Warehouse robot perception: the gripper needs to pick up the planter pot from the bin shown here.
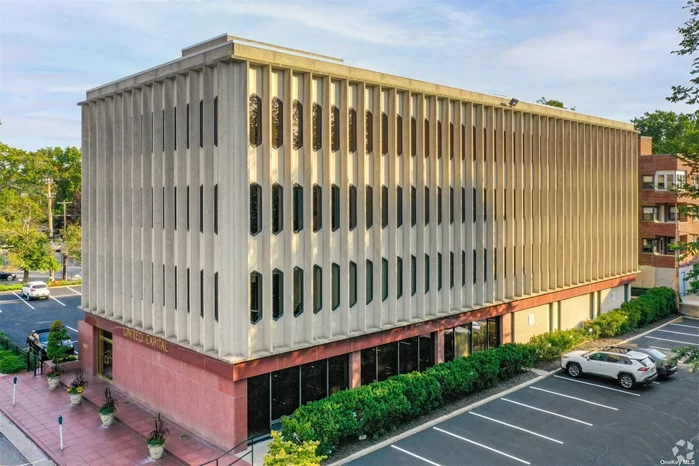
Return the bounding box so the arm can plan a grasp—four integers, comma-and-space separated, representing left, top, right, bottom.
69, 393, 82, 406
48, 377, 60, 391
148, 443, 165, 460
100, 412, 115, 426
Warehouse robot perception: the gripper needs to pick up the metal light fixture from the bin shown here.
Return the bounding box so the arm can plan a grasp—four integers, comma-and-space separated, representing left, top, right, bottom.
509, 98, 519, 108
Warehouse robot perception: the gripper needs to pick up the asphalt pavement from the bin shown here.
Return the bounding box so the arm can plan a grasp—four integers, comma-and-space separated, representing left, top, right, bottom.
350, 317, 699, 466
0, 286, 83, 350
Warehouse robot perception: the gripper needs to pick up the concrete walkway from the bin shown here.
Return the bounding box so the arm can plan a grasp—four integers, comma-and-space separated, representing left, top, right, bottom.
0, 371, 244, 465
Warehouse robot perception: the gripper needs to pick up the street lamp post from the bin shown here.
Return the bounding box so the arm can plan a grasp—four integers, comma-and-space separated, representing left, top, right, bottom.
43, 178, 55, 282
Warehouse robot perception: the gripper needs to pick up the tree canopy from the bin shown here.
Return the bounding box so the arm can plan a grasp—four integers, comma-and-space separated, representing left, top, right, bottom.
669, 0, 699, 105
535, 97, 576, 111
631, 110, 699, 154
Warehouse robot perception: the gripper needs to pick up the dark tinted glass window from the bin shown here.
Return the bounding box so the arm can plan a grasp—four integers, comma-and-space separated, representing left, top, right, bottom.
411, 186, 416, 227
382, 258, 388, 301
301, 361, 326, 405
272, 183, 283, 234
378, 342, 398, 381
272, 269, 283, 320
411, 116, 417, 157
449, 122, 454, 159
450, 187, 454, 224
349, 261, 357, 307
397, 186, 403, 227
332, 263, 340, 310
313, 184, 322, 232
331, 185, 340, 231
438, 253, 443, 290
361, 348, 377, 385
329, 355, 349, 395
272, 97, 283, 149
349, 108, 357, 153
462, 250, 466, 286
366, 259, 373, 304
438, 121, 443, 158
312, 103, 322, 151
462, 187, 466, 223
450, 252, 454, 288
366, 186, 373, 229
250, 183, 262, 235
271, 366, 299, 420
381, 112, 388, 155
397, 115, 403, 155
425, 187, 430, 225
293, 267, 303, 317
399, 336, 419, 374
397, 256, 403, 299
250, 271, 262, 324
214, 97, 218, 147
349, 185, 357, 230
313, 265, 322, 313
424, 118, 430, 158
293, 184, 303, 232
293, 100, 303, 149
444, 328, 455, 362
249, 94, 262, 147
365, 110, 373, 154
411, 255, 417, 296
425, 254, 430, 293
331, 105, 340, 151
438, 187, 443, 225
381, 185, 388, 229
419, 334, 434, 371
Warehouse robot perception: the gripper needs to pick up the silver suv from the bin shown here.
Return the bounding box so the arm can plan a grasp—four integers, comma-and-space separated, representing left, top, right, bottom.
561, 349, 658, 389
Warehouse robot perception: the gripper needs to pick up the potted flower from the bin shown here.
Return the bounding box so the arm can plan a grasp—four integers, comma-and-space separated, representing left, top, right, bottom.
146, 413, 169, 460
99, 387, 117, 426
66, 369, 88, 406
46, 363, 63, 391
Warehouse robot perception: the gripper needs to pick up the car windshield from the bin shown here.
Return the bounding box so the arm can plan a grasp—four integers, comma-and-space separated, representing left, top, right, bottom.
32, 284, 47, 289
645, 349, 667, 360
38, 333, 49, 343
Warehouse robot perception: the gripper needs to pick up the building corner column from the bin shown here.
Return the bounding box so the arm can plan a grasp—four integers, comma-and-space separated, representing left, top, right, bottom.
500, 314, 513, 344
78, 319, 97, 376
349, 351, 361, 388
434, 330, 445, 364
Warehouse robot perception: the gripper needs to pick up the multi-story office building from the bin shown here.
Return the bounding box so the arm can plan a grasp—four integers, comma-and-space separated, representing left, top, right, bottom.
79, 35, 638, 448
635, 136, 699, 295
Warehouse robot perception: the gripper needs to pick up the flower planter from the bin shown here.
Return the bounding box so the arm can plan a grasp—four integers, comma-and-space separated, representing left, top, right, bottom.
69, 393, 82, 406
100, 412, 115, 426
148, 443, 165, 460
48, 377, 60, 391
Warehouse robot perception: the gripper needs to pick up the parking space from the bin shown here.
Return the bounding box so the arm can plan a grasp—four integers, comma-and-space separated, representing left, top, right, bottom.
631, 317, 699, 352
0, 286, 83, 349
351, 317, 699, 466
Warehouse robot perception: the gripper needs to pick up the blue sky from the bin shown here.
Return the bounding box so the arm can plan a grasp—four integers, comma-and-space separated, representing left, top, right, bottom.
0, 0, 695, 151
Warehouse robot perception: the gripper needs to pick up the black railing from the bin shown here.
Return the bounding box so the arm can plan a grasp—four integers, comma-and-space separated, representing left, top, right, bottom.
0, 335, 44, 376
200, 436, 254, 466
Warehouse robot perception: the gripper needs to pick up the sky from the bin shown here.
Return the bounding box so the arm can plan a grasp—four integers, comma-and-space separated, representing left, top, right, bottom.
0, 0, 696, 151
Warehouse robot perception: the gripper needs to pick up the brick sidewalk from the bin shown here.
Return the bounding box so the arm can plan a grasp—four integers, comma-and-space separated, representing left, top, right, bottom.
0, 372, 245, 465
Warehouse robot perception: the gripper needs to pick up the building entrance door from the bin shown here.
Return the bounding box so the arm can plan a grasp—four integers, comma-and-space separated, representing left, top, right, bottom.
98, 330, 113, 382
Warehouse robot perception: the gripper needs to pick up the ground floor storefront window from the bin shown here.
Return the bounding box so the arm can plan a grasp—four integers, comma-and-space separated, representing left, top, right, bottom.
247, 354, 349, 439
444, 317, 500, 362
360, 333, 435, 385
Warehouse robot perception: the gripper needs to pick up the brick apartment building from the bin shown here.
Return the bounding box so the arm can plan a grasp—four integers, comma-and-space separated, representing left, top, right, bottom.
636, 136, 699, 295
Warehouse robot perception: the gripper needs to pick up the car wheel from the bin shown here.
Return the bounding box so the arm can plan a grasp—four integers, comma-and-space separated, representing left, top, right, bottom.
619, 374, 635, 389
567, 363, 582, 378
6, 276, 13, 281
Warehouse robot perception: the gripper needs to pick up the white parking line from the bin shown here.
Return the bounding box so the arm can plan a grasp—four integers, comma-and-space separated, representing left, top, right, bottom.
553, 375, 641, 396
66, 286, 82, 296
530, 386, 618, 411
12, 292, 35, 310
49, 296, 66, 307
656, 329, 699, 338
65, 326, 78, 333
645, 336, 699, 346
433, 427, 530, 464
0, 299, 21, 304
501, 398, 593, 426
650, 346, 673, 351
390, 445, 442, 466
652, 382, 660, 385
469, 412, 563, 444
669, 323, 699, 330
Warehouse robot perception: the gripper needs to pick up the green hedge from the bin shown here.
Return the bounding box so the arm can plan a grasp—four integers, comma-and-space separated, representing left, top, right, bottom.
281, 344, 535, 457
0, 278, 82, 293
0, 349, 26, 374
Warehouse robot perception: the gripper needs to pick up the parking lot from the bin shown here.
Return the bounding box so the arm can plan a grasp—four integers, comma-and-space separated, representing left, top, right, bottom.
351, 317, 699, 466
0, 286, 84, 350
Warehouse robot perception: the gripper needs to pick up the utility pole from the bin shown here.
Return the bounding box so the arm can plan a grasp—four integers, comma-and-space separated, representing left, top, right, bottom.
44, 178, 55, 282
58, 201, 72, 281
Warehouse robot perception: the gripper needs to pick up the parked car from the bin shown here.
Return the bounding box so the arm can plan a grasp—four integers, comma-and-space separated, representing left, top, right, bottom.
607, 346, 678, 379
0, 271, 17, 281
27, 329, 74, 360
561, 349, 658, 389
21, 281, 50, 300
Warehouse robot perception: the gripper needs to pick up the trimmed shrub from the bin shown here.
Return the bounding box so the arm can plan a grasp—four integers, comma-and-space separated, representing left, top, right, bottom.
0, 350, 26, 374
591, 310, 628, 337
528, 328, 591, 361
264, 431, 325, 466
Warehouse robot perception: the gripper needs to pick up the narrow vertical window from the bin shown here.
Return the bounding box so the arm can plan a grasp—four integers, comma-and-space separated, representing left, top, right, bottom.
199, 100, 203, 149
272, 183, 283, 235
214, 271, 219, 321
152, 112, 154, 153
331, 184, 340, 231
450, 187, 454, 224
250, 271, 262, 324
473, 188, 477, 223
249, 95, 262, 147
200, 269, 204, 317
270, 97, 283, 149
382, 258, 388, 302
174, 106, 177, 150
381, 185, 388, 229
293, 267, 304, 317
214, 96, 218, 147
162, 264, 165, 304
313, 265, 322, 313
349, 185, 357, 230
331, 105, 340, 152
186, 103, 190, 149
397, 186, 403, 227
162, 109, 165, 151
397, 256, 403, 299
214, 184, 218, 234
381, 112, 388, 155
438, 187, 443, 225
462, 250, 466, 286
450, 252, 454, 288
273, 269, 283, 320
461, 123, 466, 160
175, 265, 178, 310
313, 184, 322, 232
425, 187, 430, 225
438, 253, 443, 291
462, 187, 466, 223
473, 249, 477, 284
332, 263, 340, 310
366, 260, 374, 304
187, 185, 190, 231
349, 108, 357, 153
349, 261, 357, 307
250, 183, 262, 235
312, 103, 322, 151
411, 255, 417, 296
187, 267, 190, 313
424, 118, 430, 158
411, 186, 417, 227
438, 121, 443, 158
293, 184, 303, 232
293, 100, 303, 149
397, 115, 403, 156
365, 110, 373, 154
366, 185, 373, 229
162, 187, 165, 229
425, 254, 430, 293
449, 122, 454, 159
199, 184, 203, 233
174, 186, 177, 230
411, 117, 417, 157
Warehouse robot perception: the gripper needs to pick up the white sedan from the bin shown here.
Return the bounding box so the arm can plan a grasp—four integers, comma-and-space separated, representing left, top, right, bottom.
561, 348, 658, 389
21, 281, 51, 300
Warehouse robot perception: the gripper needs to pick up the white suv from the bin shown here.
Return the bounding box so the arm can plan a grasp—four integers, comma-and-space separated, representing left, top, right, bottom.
561, 349, 658, 389
21, 281, 51, 300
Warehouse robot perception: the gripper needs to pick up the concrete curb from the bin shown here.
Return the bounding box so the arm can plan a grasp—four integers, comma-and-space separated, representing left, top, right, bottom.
328, 316, 688, 466
328, 367, 560, 466
0, 408, 53, 465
